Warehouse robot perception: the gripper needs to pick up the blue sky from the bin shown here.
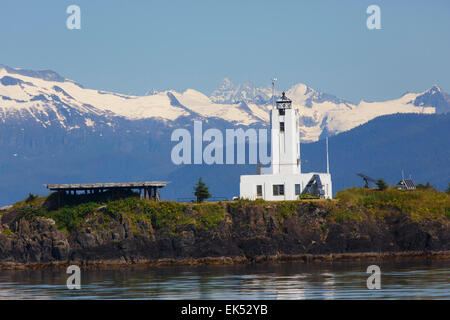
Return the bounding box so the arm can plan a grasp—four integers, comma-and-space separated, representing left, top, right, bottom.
1, 0, 449, 103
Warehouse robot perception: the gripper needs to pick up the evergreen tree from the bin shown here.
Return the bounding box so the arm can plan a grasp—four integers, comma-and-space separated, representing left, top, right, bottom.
417, 182, 434, 190
375, 179, 388, 191
25, 193, 38, 203
194, 177, 211, 203
446, 183, 450, 194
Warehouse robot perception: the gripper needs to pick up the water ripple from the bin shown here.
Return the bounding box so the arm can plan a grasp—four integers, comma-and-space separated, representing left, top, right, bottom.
0, 260, 449, 299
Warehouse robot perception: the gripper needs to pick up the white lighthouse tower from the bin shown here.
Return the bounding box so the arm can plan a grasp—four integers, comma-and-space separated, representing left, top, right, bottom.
269, 92, 301, 175
239, 91, 332, 200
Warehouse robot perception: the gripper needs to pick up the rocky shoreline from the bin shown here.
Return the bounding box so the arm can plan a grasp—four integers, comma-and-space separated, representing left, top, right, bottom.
1, 188, 449, 270
1, 250, 450, 271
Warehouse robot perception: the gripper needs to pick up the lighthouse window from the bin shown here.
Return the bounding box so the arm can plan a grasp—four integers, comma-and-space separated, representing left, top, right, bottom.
280, 122, 285, 132
279, 109, 285, 116
256, 185, 262, 197
273, 184, 284, 196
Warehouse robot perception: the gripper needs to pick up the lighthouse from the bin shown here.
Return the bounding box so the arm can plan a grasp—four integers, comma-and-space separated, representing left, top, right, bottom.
239, 91, 332, 200
269, 92, 301, 175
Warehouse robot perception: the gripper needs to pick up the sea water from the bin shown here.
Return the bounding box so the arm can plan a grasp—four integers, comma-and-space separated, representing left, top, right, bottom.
0, 259, 449, 300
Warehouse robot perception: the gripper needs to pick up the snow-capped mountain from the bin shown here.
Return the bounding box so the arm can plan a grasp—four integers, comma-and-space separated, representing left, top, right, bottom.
0, 66, 267, 130
284, 83, 438, 140
210, 78, 273, 105
0, 65, 447, 142
209, 79, 445, 141
412, 85, 450, 114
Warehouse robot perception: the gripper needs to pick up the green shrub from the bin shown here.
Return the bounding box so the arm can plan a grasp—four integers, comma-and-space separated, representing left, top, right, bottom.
46, 202, 100, 232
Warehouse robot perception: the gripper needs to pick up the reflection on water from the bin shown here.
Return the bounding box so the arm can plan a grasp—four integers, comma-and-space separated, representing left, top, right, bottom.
0, 259, 449, 300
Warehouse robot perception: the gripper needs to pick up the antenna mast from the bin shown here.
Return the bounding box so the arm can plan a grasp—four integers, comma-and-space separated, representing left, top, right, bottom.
271, 77, 277, 109
326, 137, 330, 174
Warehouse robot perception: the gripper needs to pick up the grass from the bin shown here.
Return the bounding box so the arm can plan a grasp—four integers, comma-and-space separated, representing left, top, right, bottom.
335, 187, 450, 222
3, 187, 448, 236
9, 194, 227, 235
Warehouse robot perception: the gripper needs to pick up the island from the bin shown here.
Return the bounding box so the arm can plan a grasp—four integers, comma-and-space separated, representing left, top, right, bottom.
0, 187, 449, 269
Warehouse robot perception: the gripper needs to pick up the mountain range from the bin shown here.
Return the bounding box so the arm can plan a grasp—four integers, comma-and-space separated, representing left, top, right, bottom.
0, 64, 449, 206
1, 65, 448, 142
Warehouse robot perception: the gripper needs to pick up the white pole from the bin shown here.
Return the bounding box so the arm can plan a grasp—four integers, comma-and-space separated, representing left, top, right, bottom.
326, 137, 330, 174
271, 77, 277, 109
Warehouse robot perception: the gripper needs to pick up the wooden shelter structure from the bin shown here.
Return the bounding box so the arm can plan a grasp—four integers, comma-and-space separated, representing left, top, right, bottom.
46, 181, 168, 207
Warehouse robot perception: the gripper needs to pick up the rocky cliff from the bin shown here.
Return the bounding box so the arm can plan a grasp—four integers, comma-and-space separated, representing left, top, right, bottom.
0, 188, 449, 269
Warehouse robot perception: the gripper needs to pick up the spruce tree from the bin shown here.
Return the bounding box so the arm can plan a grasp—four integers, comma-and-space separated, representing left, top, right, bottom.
375, 179, 388, 191
194, 177, 211, 203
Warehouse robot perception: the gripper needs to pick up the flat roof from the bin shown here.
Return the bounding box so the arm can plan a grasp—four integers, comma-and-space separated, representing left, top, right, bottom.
46, 181, 169, 190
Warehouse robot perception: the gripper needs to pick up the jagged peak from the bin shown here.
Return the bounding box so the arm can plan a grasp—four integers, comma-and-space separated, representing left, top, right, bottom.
145, 88, 159, 96
214, 77, 235, 92
221, 77, 233, 86
416, 85, 446, 97
429, 85, 442, 93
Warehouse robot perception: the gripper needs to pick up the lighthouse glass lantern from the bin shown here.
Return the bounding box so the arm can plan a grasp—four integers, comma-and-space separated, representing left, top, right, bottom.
276, 92, 292, 109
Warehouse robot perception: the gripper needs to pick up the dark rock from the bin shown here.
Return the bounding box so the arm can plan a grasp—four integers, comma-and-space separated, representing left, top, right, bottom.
0, 201, 449, 267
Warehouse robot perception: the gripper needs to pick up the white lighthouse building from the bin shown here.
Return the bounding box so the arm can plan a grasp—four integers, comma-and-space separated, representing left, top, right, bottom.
239, 92, 332, 200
